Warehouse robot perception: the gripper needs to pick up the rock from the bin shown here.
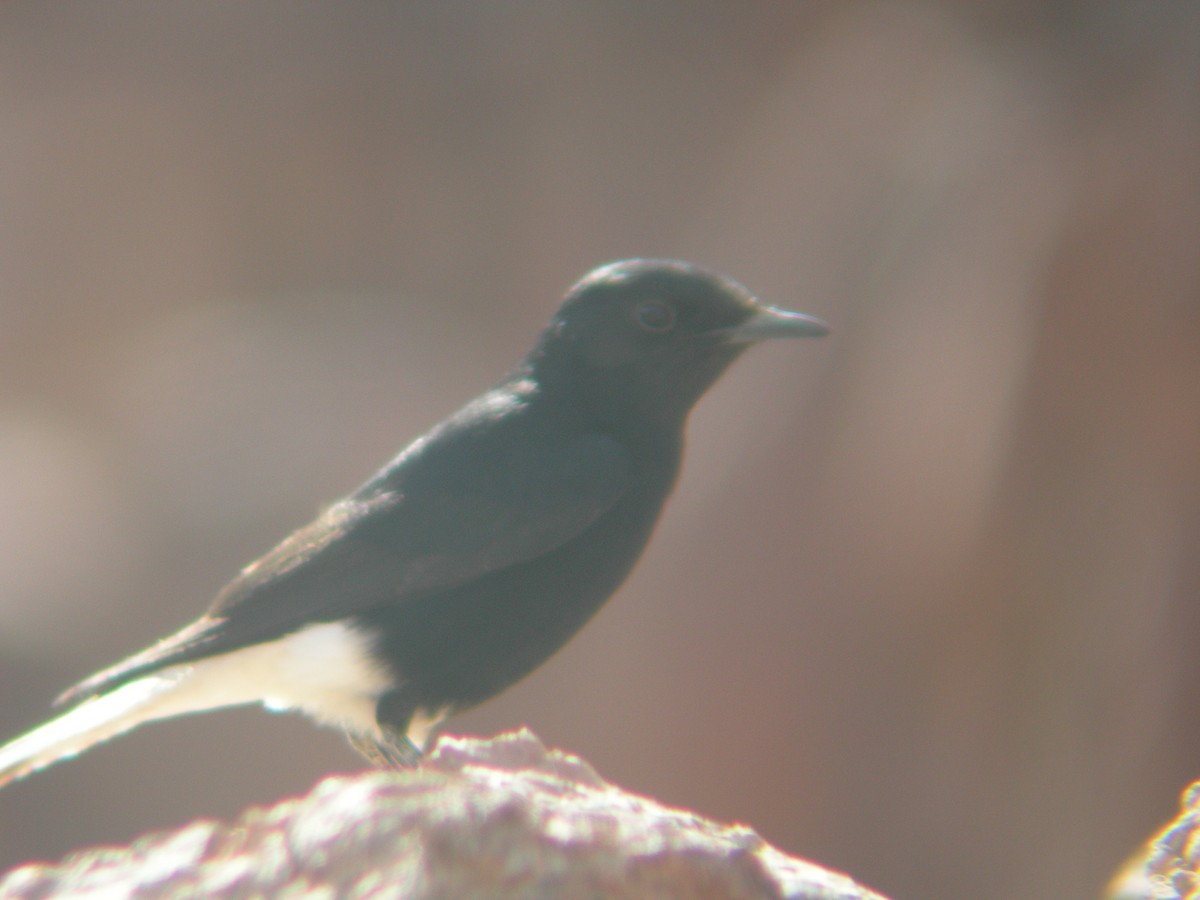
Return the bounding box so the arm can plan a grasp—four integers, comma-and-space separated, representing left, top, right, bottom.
1109, 780, 1200, 900
0, 729, 886, 899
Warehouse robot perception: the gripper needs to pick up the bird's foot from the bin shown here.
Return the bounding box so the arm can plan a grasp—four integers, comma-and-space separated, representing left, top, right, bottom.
348, 728, 422, 769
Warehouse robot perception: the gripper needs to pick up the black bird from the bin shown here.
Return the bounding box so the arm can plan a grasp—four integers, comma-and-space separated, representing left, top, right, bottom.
0, 259, 827, 785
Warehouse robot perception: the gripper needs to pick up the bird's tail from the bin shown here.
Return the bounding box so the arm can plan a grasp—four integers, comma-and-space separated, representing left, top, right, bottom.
0, 622, 389, 788
0, 673, 188, 788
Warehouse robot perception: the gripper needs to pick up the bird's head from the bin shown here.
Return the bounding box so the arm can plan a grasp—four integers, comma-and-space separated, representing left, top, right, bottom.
528, 259, 828, 432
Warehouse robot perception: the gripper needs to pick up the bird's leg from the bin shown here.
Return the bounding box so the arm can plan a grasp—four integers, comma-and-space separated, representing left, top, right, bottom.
347, 687, 428, 769
347, 727, 422, 769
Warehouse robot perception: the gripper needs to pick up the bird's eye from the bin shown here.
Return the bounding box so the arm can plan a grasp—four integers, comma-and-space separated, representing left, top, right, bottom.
634, 300, 676, 334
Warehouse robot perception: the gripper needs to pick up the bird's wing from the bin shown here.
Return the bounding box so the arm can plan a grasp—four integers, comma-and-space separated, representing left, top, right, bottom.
57, 420, 631, 705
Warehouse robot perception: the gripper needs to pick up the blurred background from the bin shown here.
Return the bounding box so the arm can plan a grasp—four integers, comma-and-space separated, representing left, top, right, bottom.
0, 3, 1197, 898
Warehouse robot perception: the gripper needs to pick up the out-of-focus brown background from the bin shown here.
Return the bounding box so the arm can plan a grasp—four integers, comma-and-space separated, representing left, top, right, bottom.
0, 4, 1197, 898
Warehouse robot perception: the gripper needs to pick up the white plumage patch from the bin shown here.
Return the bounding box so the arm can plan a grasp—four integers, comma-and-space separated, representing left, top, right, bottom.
0, 621, 392, 786
194, 621, 393, 731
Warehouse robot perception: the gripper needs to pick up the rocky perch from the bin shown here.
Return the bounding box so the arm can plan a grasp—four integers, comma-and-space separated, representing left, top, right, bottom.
0, 729, 886, 899
1109, 779, 1200, 900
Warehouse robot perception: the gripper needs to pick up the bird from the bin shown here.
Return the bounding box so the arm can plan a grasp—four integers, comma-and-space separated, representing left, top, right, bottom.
0, 259, 828, 787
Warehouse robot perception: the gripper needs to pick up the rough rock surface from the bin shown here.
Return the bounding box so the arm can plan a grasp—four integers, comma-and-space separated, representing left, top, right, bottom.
1109, 780, 1200, 900
0, 729, 886, 899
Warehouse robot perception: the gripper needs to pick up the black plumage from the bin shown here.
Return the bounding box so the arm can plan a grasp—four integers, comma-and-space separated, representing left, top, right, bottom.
0, 259, 827, 784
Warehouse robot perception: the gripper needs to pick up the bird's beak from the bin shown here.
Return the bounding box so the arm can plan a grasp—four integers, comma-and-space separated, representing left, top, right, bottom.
722, 305, 830, 343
